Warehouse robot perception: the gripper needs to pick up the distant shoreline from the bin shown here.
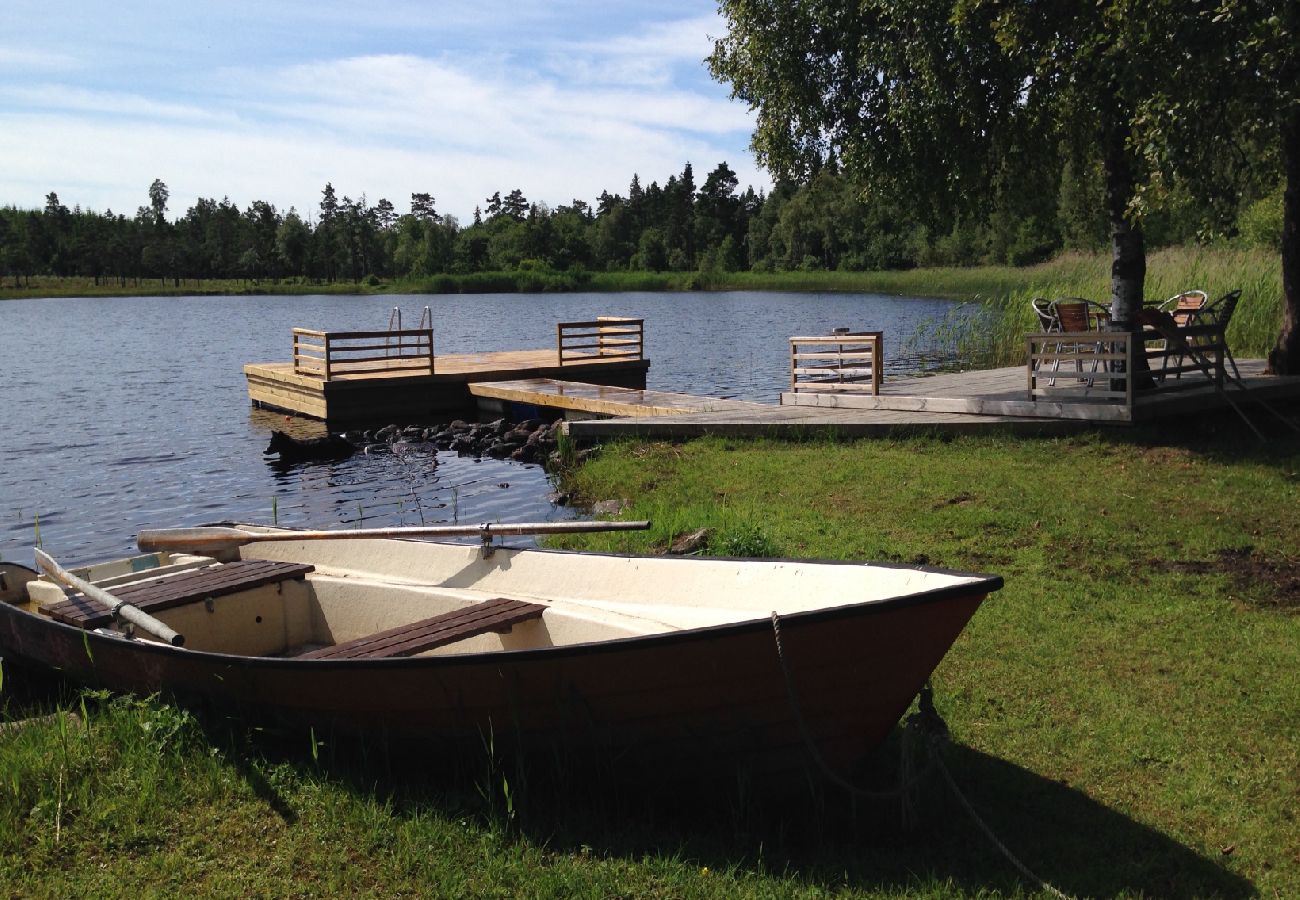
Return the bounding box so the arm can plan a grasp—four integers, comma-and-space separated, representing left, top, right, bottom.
2, 246, 1280, 367
0, 260, 1074, 303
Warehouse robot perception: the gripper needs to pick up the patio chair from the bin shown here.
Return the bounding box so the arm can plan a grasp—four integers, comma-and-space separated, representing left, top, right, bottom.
1150, 290, 1209, 379
1031, 298, 1059, 332
1200, 289, 1242, 380
1042, 298, 1109, 387
1161, 289, 1241, 381
1159, 289, 1209, 327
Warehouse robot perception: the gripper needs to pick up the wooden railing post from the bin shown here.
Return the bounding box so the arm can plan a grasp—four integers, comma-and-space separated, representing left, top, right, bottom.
1124, 334, 1134, 414
871, 334, 882, 394
322, 333, 332, 381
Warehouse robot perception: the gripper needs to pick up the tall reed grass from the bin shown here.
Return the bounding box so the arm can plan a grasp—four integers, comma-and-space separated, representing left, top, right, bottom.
907, 247, 1283, 367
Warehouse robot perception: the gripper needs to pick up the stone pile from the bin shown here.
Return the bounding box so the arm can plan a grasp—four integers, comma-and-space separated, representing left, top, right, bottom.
336, 418, 562, 465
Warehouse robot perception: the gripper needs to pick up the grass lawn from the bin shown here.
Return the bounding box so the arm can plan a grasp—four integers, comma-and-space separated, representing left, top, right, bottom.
2, 422, 1297, 897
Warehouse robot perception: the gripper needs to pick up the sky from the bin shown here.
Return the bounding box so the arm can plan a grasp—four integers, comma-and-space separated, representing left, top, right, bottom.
0, 0, 766, 223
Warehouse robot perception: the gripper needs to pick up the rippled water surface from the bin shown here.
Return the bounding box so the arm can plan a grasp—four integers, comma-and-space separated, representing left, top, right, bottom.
1, 291, 969, 564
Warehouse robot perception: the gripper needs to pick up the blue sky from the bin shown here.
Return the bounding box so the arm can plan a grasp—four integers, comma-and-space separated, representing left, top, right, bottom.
0, 1, 765, 222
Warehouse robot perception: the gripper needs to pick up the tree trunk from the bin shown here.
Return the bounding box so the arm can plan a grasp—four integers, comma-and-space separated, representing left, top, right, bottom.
1267, 105, 1300, 375
1102, 122, 1146, 325
1101, 118, 1153, 390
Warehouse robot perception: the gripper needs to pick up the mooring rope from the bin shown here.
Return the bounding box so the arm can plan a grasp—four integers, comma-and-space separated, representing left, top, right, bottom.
769, 610, 934, 803
770, 610, 1074, 900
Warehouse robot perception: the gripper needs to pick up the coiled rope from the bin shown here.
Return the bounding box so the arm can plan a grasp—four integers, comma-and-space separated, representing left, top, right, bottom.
770, 610, 1072, 900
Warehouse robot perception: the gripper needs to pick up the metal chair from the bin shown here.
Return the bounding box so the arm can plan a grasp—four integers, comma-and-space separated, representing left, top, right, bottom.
1159, 289, 1209, 327
1199, 289, 1242, 380
1158, 289, 1240, 381
1031, 298, 1059, 332
1040, 298, 1108, 387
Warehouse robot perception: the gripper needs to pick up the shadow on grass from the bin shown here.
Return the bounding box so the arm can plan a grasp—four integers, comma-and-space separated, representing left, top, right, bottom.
248, 719, 1254, 900
0, 662, 1258, 898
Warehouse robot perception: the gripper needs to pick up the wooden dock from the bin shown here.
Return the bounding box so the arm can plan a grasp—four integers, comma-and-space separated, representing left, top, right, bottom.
245, 318, 649, 423
566, 359, 1300, 440
469, 379, 769, 419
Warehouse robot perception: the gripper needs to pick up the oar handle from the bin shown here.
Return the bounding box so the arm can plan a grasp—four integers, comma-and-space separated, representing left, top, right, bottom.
34, 549, 185, 647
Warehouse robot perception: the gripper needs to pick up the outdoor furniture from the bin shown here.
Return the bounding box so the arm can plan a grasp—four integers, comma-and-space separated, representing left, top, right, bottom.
1031, 298, 1059, 332
1199, 289, 1243, 380
1153, 288, 1241, 381
1149, 290, 1209, 379
1159, 289, 1209, 327
1035, 297, 1110, 387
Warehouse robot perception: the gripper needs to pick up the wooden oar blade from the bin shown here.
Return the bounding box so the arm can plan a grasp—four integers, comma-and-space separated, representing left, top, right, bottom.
137, 526, 253, 552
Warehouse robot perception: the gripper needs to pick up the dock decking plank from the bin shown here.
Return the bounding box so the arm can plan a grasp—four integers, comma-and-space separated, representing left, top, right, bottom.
469, 378, 769, 418
566, 359, 1299, 439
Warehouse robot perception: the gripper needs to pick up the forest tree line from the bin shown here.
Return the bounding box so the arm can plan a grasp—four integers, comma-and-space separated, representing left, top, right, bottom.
0, 157, 1285, 288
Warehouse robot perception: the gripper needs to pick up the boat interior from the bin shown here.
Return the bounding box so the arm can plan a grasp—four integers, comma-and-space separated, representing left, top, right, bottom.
15, 530, 985, 659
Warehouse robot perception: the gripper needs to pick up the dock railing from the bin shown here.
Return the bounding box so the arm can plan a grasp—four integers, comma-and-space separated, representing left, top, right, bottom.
1027, 331, 1133, 407
292, 328, 435, 380
1027, 325, 1225, 413
789, 331, 883, 395
557, 317, 644, 365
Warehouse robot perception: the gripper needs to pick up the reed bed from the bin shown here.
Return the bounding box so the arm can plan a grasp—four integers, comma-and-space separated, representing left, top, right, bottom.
910, 247, 1284, 367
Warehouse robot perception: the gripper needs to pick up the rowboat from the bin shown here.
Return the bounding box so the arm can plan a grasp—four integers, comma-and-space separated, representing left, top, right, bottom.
0, 522, 1001, 776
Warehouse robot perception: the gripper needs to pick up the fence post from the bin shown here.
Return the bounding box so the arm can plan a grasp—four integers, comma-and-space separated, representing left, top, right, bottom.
871, 333, 882, 395
322, 333, 332, 381
1124, 335, 1134, 415
1027, 335, 1035, 400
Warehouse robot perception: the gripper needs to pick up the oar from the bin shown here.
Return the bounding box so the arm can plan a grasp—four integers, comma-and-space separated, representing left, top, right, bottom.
34, 548, 185, 648
138, 520, 652, 554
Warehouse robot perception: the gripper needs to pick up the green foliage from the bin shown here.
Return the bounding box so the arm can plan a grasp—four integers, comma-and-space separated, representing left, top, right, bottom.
1238, 187, 1285, 250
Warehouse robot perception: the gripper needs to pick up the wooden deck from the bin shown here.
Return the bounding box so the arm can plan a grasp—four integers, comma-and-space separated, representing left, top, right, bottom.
566, 359, 1300, 440
783, 359, 1300, 421
245, 350, 650, 423
469, 378, 770, 419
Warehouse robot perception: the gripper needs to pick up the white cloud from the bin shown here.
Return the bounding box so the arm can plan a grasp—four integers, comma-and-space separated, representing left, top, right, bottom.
2, 85, 235, 125
0, 47, 79, 71
0, 13, 767, 220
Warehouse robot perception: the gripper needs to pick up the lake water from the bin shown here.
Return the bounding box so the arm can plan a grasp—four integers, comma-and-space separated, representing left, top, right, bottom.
0, 290, 971, 565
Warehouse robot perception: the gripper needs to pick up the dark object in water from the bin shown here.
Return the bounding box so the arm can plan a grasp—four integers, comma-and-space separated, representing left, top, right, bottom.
264, 430, 355, 463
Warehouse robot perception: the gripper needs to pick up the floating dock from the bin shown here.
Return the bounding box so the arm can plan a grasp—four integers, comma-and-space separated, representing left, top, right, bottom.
245, 318, 649, 423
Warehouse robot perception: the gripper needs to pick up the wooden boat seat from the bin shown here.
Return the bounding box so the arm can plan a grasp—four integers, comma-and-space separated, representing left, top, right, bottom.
299, 597, 545, 660
40, 559, 315, 629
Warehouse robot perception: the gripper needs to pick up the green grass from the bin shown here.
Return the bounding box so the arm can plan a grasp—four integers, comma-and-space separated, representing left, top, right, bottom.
4, 423, 1297, 896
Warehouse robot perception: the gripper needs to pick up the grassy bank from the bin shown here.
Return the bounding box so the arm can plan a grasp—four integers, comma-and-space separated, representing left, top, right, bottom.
551, 425, 1300, 897
3, 423, 1296, 896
